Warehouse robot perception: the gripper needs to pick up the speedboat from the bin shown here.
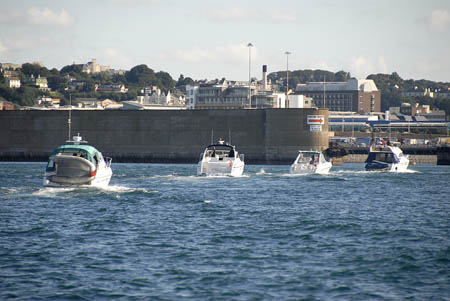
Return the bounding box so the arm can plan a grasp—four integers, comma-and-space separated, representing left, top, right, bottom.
43, 134, 112, 187
290, 150, 332, 174
364, 145, 409, 172
197, 139, 245, 176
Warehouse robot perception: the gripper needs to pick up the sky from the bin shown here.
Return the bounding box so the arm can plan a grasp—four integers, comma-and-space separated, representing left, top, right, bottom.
1, 0, 450, 82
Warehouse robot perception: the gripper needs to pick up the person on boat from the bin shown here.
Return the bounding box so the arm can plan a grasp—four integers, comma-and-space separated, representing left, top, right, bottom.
310, 155, 315, 164
211, 146, 216, 157
386, 138, 391, 146
228, 148, 234, 158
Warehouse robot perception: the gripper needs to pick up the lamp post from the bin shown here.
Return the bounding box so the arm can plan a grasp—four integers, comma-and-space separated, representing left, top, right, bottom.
285, 51, 291, 94
247, 43, 253, 109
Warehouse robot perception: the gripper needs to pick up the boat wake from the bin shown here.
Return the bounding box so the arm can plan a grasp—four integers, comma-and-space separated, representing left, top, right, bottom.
333, 169, 420, 175
99, 185, 157, 194
31, 185, 156, 197
201, 174, 250, 178
256, 168, 266, 175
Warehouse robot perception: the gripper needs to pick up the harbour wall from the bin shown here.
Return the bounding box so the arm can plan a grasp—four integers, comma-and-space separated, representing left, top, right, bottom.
0, 109, 329, 164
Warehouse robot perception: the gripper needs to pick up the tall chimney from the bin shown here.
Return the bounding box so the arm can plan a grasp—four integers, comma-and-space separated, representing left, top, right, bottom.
262, 65, 267, 90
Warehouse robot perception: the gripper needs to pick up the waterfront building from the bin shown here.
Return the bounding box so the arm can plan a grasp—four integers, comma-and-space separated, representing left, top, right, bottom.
295, 78, 381, 113
193, 79, 253, 110
122, 101, 185, 110
250, 93, 311, 109
186, 85, 199, 110
136, 86, 185, 106
137, 86, 170, 105
35, 97, 60, 108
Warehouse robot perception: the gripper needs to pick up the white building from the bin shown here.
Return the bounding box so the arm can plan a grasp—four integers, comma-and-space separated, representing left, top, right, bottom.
6, 77, 21, 88
137, 87, 170, 104
186, 85, 199, 109
286, 95, 313, 108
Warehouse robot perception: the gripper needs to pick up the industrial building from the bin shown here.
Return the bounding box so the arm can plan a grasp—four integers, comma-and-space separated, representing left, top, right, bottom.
295, 79, 381, 113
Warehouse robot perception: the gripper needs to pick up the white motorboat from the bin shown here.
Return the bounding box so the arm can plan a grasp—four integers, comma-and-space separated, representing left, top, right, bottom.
43, 134, 112, 187
290, 151, 332, 174
364, 145, 409, 172
197, 139, 245, 176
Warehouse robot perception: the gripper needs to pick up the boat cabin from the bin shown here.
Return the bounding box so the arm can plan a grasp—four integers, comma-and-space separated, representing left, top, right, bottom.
203, 143, 237, 160
46, 144, 105, 172
294, 151, 329, 165
365, 146, 402, 164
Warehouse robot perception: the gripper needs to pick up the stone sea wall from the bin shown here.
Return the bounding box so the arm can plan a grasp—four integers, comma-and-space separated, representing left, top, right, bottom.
0, 108, 329, 164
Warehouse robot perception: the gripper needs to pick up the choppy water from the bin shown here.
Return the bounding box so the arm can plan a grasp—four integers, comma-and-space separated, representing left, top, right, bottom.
0, 162, 449, 300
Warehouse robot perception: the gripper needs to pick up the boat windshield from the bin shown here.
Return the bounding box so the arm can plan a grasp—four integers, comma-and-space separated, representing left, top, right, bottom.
296, 152, 323, 164
365, 152, 399, 164
205, 144, 235, 159
47, 145, 102, 168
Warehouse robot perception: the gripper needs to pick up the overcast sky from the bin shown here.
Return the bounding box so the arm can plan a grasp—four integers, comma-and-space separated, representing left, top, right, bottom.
1, 0, 449, 82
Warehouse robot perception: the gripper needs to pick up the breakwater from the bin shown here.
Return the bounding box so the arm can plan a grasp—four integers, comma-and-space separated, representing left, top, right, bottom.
0, 109, 329, 164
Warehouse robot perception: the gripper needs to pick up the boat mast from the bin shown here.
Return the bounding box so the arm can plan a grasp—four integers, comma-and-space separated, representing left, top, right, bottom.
211, 128, 214, 144
68, 94, 72, 141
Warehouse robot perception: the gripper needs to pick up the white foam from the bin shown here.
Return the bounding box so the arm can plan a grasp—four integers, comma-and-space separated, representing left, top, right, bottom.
256, 169, 266, 175
100, 185, 156, 194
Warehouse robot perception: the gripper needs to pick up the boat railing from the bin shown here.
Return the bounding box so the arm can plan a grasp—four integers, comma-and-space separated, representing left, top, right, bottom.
105, 157, 112, 167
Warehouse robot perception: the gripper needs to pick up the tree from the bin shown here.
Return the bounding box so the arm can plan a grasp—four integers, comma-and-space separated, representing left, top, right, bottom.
60, 64, 84, 75
126, 64, 157, 86
156, 71, 175, 90
47, 75, 68, 91
176, 74, 195, 87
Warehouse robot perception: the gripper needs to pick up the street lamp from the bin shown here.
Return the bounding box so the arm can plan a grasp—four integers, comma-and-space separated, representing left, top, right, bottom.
285, 51, 291, 95
247, 43, 253, 109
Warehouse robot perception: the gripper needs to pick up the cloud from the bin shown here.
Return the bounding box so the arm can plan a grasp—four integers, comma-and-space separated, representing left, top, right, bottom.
102, 48, 133, 69
200, 8, 296, 23
0, 7, 74, 27
349, 56, 390, 79
0, 11, 21, 24
429, 9, 450, 31
169, 43, 258, 64
27, 7, 75, 27
0, 40, 8, 54
109, 0, 161, 4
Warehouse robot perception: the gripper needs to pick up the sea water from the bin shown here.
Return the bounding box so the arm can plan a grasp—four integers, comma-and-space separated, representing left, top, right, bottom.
0, 162, 449, 300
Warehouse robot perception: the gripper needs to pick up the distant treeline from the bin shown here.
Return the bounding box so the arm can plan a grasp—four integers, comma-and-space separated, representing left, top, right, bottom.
1, 63, 449, 117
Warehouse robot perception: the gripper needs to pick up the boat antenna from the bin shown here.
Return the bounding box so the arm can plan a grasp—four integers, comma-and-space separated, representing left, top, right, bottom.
228, 129, 231, 145
68, 94, 72, 141
211, 128, 213, 144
